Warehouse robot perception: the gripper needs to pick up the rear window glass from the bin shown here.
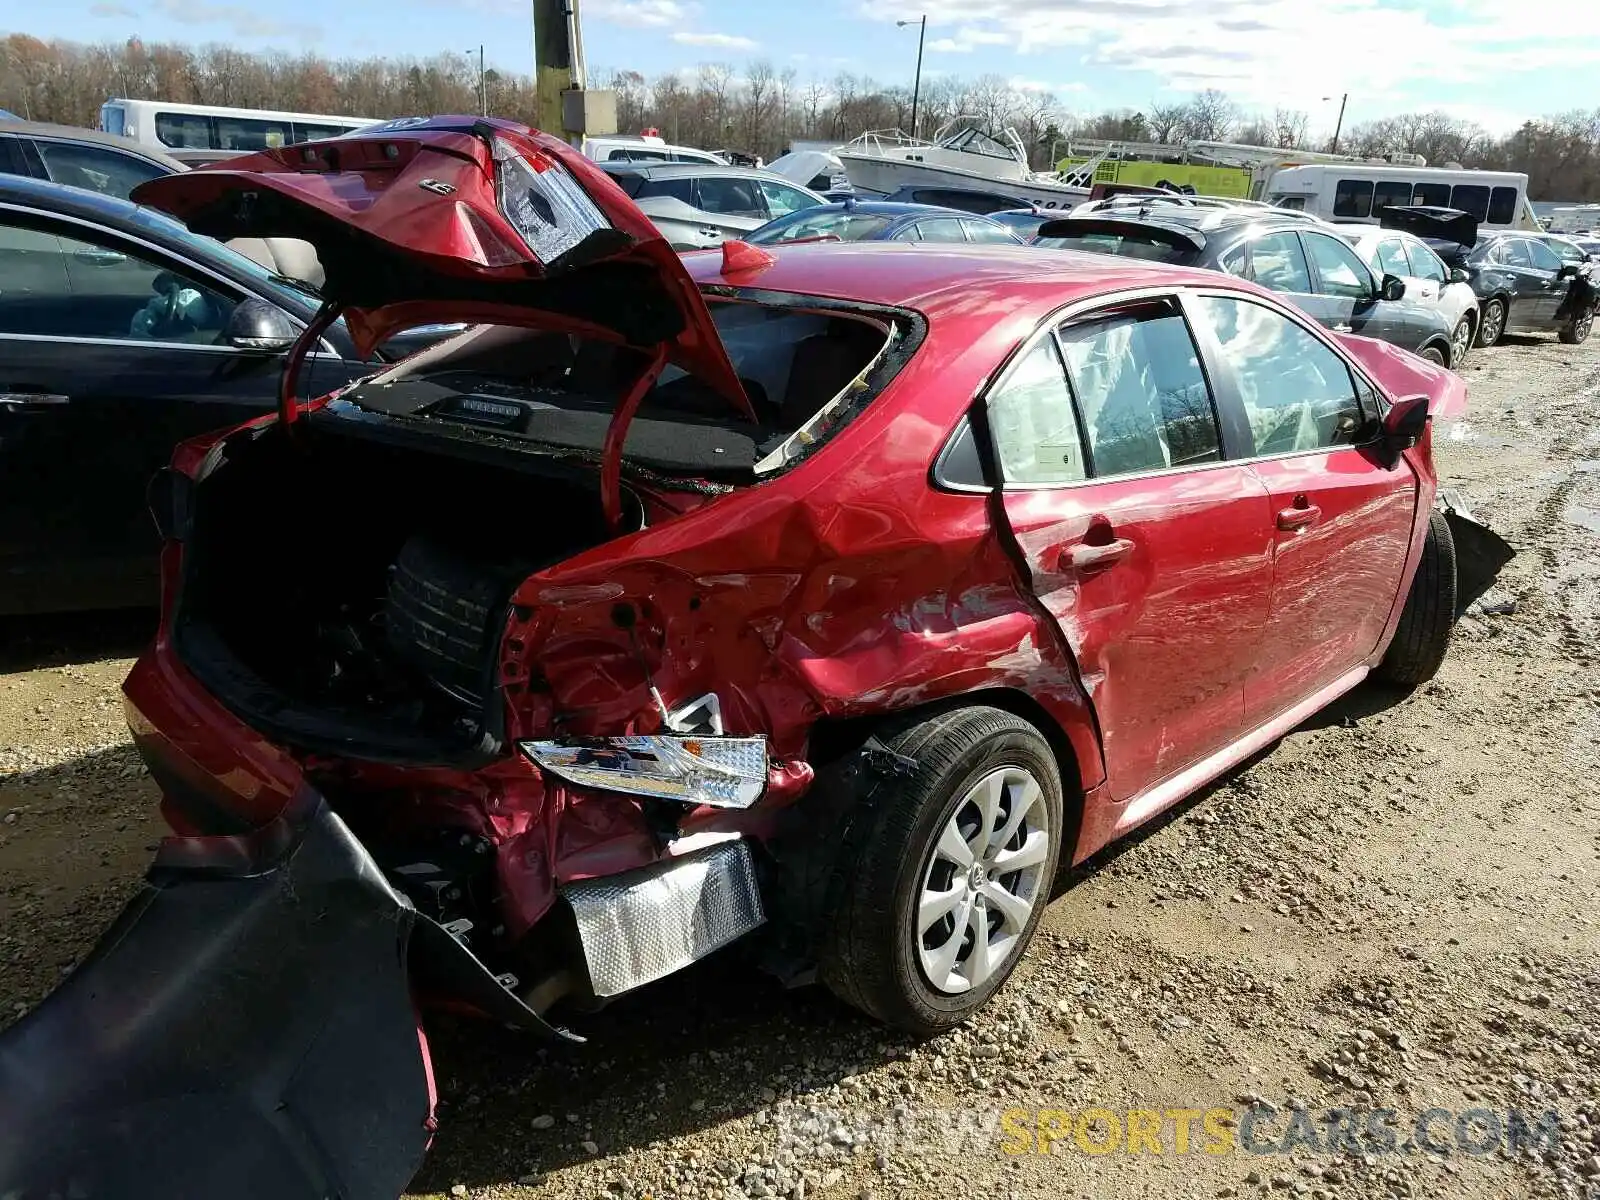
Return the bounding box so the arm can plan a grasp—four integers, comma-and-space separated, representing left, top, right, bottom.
1488, 186, 1518, 225
1333, 180, 1374, 218
1034, 231, 1192, 264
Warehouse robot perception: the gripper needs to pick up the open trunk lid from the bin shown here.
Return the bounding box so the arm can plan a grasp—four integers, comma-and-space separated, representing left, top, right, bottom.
130, 116, 750, 417
1378, 205, 1479, 249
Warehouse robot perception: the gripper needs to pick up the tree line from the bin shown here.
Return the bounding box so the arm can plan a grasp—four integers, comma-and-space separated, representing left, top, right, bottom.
4, 32, 1599, 201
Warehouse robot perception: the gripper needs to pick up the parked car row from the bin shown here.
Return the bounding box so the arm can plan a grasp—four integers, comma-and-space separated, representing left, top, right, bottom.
1, 118, 1478, 1199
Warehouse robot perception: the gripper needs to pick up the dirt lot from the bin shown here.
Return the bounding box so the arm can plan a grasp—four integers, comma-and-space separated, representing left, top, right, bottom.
2, 335, 1598, 1200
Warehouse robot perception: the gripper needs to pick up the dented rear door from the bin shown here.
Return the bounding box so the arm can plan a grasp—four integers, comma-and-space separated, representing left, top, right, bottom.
984, 294, 1275, 803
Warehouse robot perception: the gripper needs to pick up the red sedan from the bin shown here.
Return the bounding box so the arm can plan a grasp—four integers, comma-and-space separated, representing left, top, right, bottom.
0, 118, 1465, 1197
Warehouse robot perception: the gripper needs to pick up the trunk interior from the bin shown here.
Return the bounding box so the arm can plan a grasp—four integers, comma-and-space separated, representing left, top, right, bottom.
174, 421, 640, 764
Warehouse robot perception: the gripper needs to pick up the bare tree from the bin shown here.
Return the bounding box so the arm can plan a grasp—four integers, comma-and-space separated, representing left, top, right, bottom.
1181, 89, 1237, 142
1147, 102, 1188, 144
743, 59, 774, 151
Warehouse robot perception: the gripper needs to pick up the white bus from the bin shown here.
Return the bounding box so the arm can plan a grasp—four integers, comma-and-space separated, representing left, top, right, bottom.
1265, 163, 1539, 231
98, 99, 379, 154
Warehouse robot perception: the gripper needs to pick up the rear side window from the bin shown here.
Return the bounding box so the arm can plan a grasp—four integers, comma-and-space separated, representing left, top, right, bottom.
1374, 238, 1410, 277
1450, 185, 1490, 223
215, 116, 290, 151
1405, 241, 1447, 283
1373, 181, 1412, 215
1333, 179, 1374, 218
961, 218, 1019, 244
638, 176, 694, 203
914, 217, 967, 243
1232, 231, 1312, 294
1488, 187, 1518, 225
694, 176, 765, 217
1500, 239, 1532, 267
1194, 296, 1362, 456
985, 336, 1087, 485
1413, 182, 1450, 206
1057, 302, 1220, 477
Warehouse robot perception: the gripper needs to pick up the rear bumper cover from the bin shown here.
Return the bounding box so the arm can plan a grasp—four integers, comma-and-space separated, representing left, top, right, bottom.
0, 791, 569, 1200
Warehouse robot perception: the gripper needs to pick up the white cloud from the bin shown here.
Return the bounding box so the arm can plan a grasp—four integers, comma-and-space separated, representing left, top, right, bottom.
1010, 76, 1088, 95
671, 30, 759, 50
153, 0, 318, 38
857, 0, 1600, 107
584, 0, 694, 29
88, 1, 138, 16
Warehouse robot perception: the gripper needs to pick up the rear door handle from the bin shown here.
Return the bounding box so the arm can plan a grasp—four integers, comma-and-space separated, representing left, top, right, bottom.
1063, 537, 1134, 571
0, 392, 71, 412
1331, 323, 1353, 333
1277, 504, 1322, 531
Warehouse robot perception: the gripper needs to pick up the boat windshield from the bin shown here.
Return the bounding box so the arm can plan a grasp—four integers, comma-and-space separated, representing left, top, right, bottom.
943, 126, 1017, 160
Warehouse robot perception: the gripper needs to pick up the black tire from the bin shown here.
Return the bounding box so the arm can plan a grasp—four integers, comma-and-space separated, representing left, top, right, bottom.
818, 706, 1064, 1035
1559, 301, 1595, 345
1376, 508, 1457, 688
1450, 317, 1472, 368
1419, 342, 1447, 367
1476, 297, 1506, 347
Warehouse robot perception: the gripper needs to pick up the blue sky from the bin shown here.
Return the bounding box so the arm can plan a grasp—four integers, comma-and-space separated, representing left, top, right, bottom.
27, 0, 1600, 136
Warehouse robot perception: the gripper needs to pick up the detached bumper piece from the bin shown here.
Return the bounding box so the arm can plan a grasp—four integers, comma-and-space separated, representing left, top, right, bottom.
565, 839, 765, 997
0, 793, 569, 1200
1438, 487, 1516, 616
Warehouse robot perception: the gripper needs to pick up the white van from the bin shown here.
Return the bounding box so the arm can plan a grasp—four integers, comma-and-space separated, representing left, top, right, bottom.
99, 99, 377, 152
580, 133, 725, 166
1266, 164, 1539, 231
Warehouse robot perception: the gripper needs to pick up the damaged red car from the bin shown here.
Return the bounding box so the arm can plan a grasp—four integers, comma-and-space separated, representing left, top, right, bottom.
0, 117, 1472, 1198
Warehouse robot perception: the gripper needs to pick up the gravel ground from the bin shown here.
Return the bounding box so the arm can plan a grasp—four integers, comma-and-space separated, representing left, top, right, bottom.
2, 335, 1598, 1200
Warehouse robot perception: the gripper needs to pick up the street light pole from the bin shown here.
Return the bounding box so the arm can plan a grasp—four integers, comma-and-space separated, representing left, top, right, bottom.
897, 15, 926, 139
1324, 92, 1348, 154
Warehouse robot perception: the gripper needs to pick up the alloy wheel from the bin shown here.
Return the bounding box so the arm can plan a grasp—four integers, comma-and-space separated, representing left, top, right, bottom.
1451, 319, 1472, 366
916, 766, 1052, 995
1481, 302, 1504, 345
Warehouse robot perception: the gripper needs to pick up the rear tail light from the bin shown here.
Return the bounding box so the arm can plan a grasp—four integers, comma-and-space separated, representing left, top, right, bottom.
491, 135, 609, 267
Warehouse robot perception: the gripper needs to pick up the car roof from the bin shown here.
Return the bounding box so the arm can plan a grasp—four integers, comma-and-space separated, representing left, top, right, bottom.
599, 161, 797, 183
0, 120, 186, 171
681, 240, 1252, 320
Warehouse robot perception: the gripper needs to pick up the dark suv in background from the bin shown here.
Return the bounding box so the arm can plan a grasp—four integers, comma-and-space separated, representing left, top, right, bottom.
1036, 209, 1460, 366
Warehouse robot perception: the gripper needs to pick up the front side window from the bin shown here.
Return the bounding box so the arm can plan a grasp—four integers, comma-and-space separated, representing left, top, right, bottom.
1303, 232, 1374, 299
1526, 239, 1562, 271
1488, 187, 1518, 225
757, 180, 818, 218
1413, 182, 1451, 206
985, 336, 1087, 485
1057, 303, 1220, 477
33, 141, 168, 201
1333, 179, 1374, 219
0, 220, 235, 343
1405, 240, 1448, 283
1374, 238, 1411, 278
1195, 295, 1362, 456
693, 176, 766, 218
1548, 239, 1587, 266
154, 112, 214, 148
1450, 185, 1490, 223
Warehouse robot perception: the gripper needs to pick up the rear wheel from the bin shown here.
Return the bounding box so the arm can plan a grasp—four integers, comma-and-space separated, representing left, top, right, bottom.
1560, 301, 1595, 345
1376, 509, 1457, 688
1476, 298, 1506, 347
1450, 317, 1473, 367
819, 707, 1064, 1035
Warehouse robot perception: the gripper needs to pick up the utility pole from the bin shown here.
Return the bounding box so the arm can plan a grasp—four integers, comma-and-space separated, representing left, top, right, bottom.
897, 15, 927, 139
1324, 92, 1349, 154
467, 45, 486, 115
533, 0, 616, 145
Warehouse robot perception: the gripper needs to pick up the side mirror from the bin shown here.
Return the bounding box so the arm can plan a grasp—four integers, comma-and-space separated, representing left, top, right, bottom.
1380, 273, 1407, 302
225, 297, 298, 353
1378, 393, 1429, 468
1449, 267, 1471, 284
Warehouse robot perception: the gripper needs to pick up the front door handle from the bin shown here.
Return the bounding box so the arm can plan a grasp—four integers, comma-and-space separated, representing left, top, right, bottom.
1277, 503, 1322, 532
1063, 537, 1134, 571
1331, 323, 1353, 333
0, 392, 71, 412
